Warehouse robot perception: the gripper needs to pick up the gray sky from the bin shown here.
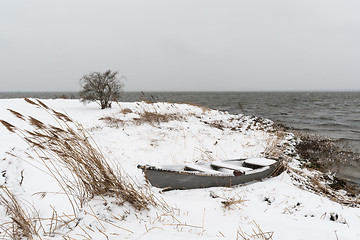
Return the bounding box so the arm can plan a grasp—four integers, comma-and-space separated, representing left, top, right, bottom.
1, 0, 360, 92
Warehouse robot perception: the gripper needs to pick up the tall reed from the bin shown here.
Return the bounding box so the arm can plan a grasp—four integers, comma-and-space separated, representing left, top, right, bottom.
0, 186, 40, 240
1, 98, 156, 212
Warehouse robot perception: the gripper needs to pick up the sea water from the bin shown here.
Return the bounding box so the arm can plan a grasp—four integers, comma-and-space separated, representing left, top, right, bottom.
1, 91, 359, 183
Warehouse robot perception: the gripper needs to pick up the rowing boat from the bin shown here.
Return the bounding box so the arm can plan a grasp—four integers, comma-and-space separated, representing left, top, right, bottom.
138, 158, 279, 190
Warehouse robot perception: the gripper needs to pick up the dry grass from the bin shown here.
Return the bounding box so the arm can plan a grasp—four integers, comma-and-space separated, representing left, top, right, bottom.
262, 130, 360, 205
99, 116, 125, 128
237, 221, 274, 240
287, 167, 360, 207
134, 111, 182, 125
221, 195, 247, 210
1, 98, 158, 212
261, 129, 294, 177
261, 125, 360, 205
263, 132, 287, 159
294, 132, 340, 171
0, 186, 40, 240
121, 108, 133, 114
293, 132, 360, 176
100, 104, 183, 127
289, 131, 360, 204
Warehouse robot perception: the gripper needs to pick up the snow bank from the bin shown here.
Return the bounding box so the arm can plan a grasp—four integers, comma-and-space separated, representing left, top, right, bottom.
0, 99, 359, 239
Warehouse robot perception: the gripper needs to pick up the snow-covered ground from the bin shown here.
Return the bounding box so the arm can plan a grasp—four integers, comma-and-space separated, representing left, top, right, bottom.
0, 99, 359, 239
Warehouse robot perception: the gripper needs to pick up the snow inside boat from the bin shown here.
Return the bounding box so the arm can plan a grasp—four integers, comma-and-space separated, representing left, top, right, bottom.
138, 158, 279, 190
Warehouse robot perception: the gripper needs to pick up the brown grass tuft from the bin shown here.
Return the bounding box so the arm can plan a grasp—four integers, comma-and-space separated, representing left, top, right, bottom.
7, 109, 25, 121
293, 132, 345, 171
0, 186, 40, 240
36, 99, 50, 109
263, 131, 288, 159
134, 111, 182, 125
289, 131, 360, 203
287, 167, 360, 207
221, 195, 247, 210
99, 116, 125, 128
121, 108, 133, 114
28, 116, 45, 129
24, 98, 38, 106
0, 120, 16, 133
237, 221, 274, 240
52, 110, 72, 122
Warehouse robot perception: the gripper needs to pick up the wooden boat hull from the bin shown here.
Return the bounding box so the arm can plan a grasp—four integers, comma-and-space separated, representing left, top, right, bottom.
139, 160, 279, 190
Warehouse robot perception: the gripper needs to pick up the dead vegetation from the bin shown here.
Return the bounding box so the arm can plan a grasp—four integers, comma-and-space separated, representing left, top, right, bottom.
100, 111, 183, 127
134, 111, 182, 125
221, 195, 247, 210
262, 123, 360, 206
294, 132, 341, 171
246, 116, 273, 132
261, 128, 296, 177
263, 131, 292, 159
1, 98, 158, 212
121, 108, 133, 114
101, 101, 187, 127
270, 130, 360, 206
237, 221, 274, 240
200, 115, 274, 133
287, 167, 360, 206
292, 131, 360, 200
0, 186, 40, 240
99, 115, 125, 128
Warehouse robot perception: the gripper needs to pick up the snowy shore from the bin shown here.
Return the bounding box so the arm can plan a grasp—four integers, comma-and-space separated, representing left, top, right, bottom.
0, 99, 359, 239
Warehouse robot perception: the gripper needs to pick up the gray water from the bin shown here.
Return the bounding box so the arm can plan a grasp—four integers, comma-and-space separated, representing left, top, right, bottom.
1, 91, 359, 183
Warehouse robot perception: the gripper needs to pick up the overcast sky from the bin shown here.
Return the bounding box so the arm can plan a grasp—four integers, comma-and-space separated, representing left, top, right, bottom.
1, 0, 360, 92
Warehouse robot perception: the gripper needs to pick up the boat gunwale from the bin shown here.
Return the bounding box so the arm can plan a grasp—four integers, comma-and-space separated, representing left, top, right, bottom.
138, 158, 279, 177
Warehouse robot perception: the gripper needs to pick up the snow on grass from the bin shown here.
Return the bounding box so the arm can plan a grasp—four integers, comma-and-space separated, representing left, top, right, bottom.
0, 98, 359, 239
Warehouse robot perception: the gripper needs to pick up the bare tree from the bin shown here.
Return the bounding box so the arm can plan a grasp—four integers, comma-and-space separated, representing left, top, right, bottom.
79, 70, 125, 109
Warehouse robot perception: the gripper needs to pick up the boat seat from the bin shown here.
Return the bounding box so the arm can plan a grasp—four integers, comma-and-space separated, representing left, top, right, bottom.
184, 164, 223, 175
210, 161, 253, 173
244, 158, 277, 167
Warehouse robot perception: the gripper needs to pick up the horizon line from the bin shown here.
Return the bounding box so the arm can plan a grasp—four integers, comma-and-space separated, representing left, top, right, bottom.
1, 89, 360, 93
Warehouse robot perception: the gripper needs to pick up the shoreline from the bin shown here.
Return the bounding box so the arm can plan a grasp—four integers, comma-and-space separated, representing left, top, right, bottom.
2, 94, 359, 184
